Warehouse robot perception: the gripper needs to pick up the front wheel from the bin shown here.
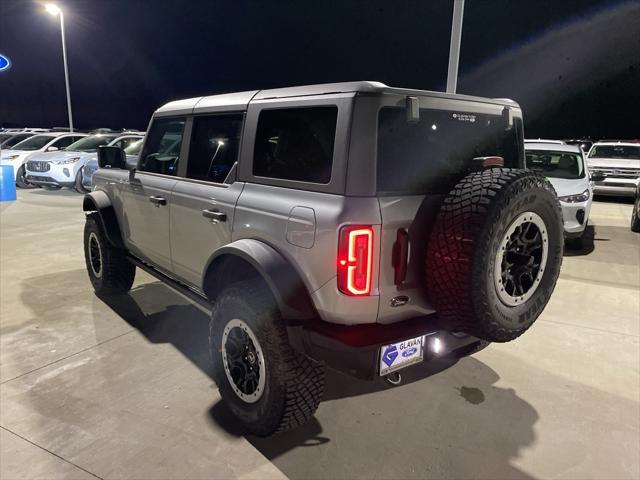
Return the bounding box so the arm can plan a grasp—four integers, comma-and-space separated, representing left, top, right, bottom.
15, 165, 36, 189
210, 280, 325, 436
83, 212, 135, 295
74, 169, 89, 193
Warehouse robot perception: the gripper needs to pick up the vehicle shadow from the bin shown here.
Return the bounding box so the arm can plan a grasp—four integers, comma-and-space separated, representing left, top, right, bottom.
563, 224, 595, 256
98, 281, 538, 479
100, 282, 214, 379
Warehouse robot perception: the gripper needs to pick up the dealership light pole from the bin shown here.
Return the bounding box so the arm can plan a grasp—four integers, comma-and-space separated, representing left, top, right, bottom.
446, 0, 465, 94
45, 3, 74, 132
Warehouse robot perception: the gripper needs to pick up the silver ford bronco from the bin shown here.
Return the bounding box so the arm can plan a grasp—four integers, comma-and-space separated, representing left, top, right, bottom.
83, 81, 563, 436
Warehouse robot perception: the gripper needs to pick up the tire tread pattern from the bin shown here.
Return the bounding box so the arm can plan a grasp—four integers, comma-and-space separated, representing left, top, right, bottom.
210, 281, 324, 436
84, 212, 135, 295
426, 168, 562, 342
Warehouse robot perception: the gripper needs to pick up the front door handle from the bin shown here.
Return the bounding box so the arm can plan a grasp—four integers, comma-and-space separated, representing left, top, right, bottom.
202, 209, 227, 222
149, 195, 167, 206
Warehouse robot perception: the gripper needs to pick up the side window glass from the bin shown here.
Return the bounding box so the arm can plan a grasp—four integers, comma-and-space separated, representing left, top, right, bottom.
52, 136, 74, 149
253, 107, 337, 184
139, 118, 185, 176
114, 137, 141, 150
187, 114, 243, 183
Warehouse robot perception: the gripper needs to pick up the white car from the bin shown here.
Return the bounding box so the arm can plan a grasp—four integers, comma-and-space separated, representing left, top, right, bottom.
586, 141, 640, 197
25, 133, 143, 190
525, 142, 593, 248
0, 132, 86, 188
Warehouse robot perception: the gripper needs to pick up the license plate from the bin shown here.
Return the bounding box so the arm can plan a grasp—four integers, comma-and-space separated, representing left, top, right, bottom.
379, 335, 426, 376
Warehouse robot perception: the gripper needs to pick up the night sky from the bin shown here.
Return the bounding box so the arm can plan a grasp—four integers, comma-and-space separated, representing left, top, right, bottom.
1, 0, 638, 138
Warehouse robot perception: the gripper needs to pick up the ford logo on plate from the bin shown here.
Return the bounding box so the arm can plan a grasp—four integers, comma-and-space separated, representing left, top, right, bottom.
402, 347, 417, 357
0, 54, 11, 72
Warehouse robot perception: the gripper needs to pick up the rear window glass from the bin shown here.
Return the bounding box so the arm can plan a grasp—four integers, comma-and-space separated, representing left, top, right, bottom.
377, 107, 523, 194
253, 106, 337, 184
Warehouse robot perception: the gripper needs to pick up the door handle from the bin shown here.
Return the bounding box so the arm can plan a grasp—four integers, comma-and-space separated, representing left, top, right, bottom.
202, 209, 227, 222
149, 195, 167, 206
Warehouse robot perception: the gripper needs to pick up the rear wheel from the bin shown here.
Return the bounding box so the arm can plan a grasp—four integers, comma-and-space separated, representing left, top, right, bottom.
210, 280, 325, 436
15, 166, 36, 189
426, 168, 563, 342
83, 213, 135, 295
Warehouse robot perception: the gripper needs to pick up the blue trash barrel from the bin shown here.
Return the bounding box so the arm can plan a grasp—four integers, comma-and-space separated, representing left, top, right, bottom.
0, 165, 17, 202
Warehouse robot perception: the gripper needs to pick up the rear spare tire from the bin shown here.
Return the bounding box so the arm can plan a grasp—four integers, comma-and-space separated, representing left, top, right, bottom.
426, 168, 563, 342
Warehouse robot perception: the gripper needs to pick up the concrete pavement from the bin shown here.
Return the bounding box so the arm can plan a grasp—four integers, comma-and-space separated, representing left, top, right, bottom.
1, 189, 638, 479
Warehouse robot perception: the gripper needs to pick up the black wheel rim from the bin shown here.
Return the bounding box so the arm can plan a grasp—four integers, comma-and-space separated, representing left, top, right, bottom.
225, 328, 260, 394
88, 232, 102, 278
222, 319, 265, 403
494, 212, 548, 306
502, 223, 543, 296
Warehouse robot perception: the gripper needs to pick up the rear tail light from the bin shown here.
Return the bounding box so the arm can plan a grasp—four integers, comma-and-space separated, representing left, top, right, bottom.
337, 225, 373, 296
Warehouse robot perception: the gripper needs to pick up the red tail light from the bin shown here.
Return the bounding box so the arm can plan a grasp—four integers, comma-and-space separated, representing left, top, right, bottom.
337, 225, 373, 296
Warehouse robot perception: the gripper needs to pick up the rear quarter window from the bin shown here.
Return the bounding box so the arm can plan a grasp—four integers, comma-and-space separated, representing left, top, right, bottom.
253, 106, 337, 184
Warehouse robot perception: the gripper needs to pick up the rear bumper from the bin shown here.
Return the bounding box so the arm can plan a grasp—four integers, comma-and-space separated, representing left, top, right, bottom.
288, 315, 483, 380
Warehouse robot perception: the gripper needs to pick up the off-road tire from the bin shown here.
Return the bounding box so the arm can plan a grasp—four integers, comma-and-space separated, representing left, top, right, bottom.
15, 165, 36, 189
74, 169, 89, 194
83, 212, 135, 295
210, 280, 325, 436
426, 168, 563, 343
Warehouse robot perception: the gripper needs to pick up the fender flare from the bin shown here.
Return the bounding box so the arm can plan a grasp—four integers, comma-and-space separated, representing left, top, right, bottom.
203, 239, 316, 320
82, 191, 124, 249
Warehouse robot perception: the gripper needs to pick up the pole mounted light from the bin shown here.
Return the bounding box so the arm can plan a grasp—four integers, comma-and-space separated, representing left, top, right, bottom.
45, 3, 74, 132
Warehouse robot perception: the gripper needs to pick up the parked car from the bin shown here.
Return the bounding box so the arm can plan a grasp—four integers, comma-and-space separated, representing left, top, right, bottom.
0, 132, 86, 188
0, 132, 35, 149
79, 137, 144, 192
564, 139, 594, 153
25, 133, 143, 190
587, 141, 640, 197
525, 142, 595, 248
82, 81, 563, 436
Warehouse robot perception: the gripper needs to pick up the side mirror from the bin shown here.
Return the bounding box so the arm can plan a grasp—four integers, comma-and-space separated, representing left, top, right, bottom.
98, 145, 126, 169
47, 146, 59, 152
590, 171, 606, 182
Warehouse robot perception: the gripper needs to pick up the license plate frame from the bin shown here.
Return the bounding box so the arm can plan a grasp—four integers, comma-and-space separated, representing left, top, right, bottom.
379, 335, 426, 376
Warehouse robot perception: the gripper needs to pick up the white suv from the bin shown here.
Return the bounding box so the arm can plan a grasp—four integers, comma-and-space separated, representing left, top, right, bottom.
587, 141, 640, 197
0, 132, 86, 188
25, 133, 143, 190
525, 141, 594, 248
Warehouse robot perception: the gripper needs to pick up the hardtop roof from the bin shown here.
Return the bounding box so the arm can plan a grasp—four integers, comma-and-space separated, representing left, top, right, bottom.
155, 81, 521, 116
